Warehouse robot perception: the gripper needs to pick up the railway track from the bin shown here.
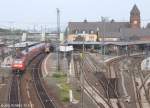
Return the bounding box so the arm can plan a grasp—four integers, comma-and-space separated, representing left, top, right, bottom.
8, 75, 21, 108
108, 60, 125, 108
32, 54, 56, 108
83, 53, 146, 108
84, 55, 110, 98
74, 54, 113, 108
129, 57, 144, 108
87, 53, 123, 108
130, 57, 150, 108
73, 52, 147, 108
77, 53, 124, 108
8, 54, 56, 108
137, 63, 150, 104
73, 55, 80, 79
106, 55, 148, 108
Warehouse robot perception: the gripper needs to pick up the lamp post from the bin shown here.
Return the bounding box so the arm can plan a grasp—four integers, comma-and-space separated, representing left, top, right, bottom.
81, 33, 85, 108
102, 22, 105, 62
96, 27, 100, 50
96, 27, 100, 73
57, 8, 60, 71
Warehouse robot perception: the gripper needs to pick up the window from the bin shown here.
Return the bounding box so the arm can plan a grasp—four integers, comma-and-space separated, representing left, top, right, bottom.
75, 30, 78, 34
82, 30, 86, 34
89, 36, 94, 41
89, 30, 94, 34
73, 30, 78, 34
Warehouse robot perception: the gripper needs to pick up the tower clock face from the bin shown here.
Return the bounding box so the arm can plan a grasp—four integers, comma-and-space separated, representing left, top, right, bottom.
133, 20, 138, 24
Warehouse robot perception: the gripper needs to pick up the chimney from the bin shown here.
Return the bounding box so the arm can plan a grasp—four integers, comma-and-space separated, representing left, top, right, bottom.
84, 19, 87, 23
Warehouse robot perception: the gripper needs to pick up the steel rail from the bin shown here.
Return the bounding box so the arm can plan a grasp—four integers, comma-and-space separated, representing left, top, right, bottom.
8, 75, 21, 108
81, 55, 113, 108
32, 54, 56, 108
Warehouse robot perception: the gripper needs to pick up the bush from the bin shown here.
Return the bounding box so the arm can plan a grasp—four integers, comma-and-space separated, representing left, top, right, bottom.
52, 73, 62, 78
52, 73, 67, 78
62, 96, 69, 102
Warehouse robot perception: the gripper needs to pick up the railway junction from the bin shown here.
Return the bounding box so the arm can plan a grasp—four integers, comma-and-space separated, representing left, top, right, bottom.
0, 2, 150, 108
0, 40, 150, 108
39, 40, 150, 108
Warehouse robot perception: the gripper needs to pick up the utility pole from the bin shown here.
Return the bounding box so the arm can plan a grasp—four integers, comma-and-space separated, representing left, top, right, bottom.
101, 18, 105, 62
57, 8, 60, 71
96, 27, 99, 72
81, 33, 85, 108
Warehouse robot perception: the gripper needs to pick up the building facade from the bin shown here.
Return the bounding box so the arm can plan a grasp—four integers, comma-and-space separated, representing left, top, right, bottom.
66, 5, 150, 42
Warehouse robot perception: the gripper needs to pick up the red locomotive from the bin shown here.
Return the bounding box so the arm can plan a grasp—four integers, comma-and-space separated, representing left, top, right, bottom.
12, 43, 45, 73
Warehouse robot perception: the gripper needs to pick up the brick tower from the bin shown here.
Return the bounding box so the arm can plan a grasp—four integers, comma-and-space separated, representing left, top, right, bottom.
130, 4, 141, 28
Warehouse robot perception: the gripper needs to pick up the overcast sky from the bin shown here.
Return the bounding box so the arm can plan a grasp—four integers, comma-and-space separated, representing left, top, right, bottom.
0, 0, 149, 29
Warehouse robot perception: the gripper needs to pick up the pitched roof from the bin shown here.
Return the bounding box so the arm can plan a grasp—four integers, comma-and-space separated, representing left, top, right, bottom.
130, 4, 140, 14
68, 21, 130, 34
120, 28, 150, 38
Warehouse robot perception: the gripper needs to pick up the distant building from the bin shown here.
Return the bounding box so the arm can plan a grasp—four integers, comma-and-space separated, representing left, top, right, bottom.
66, 4, 150, 42
130, 4, 141, 28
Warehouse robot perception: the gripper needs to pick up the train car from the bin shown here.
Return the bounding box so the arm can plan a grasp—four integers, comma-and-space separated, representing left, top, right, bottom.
44, 43, 54, 53
12, 43, 45, 73
44, 43, 50, 53
45, 47, 50, 53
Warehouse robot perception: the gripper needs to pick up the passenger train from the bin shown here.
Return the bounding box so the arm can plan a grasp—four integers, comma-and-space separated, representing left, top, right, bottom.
45, 43, 50, 53
12, 43, 46, 73
44, 43, 54, 53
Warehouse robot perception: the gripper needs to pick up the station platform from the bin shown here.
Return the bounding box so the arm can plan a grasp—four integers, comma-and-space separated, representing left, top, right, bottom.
41, 53, 57, 77
41, 53, 69, 77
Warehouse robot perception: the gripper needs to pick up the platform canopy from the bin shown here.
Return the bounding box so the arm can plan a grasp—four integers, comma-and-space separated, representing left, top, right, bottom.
59, 45, 73, 52
67, 40, 150, 46
8, 41, 38, 48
